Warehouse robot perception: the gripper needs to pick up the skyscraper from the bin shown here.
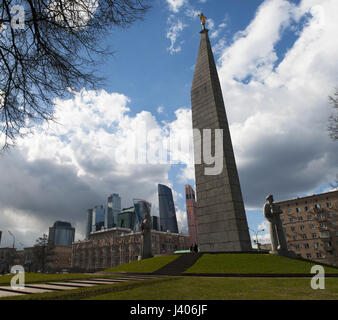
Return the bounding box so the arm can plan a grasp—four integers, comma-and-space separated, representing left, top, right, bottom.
190, 22, 251, 252
48, 221, 75, 246
152, 216, 159, 231
158, 184, 179, 233
185, 184, 198, 246
106, 193, 121, 228
92, 205, 105, 232
86, 208, 93, 239
133, 199, 152, 232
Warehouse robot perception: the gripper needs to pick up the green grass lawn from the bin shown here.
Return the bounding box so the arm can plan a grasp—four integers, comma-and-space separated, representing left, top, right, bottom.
88, 277, 338, 300
103, 255, 178, 273
184, 254, 338, 274
0, 272, 101, 286
4, 276, 337, 300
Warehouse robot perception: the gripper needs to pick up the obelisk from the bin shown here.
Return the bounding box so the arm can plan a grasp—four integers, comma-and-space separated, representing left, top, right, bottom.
191, 14, 252, 252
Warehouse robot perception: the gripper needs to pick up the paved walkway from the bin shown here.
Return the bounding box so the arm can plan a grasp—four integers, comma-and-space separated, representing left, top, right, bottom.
0, 274, 163, 298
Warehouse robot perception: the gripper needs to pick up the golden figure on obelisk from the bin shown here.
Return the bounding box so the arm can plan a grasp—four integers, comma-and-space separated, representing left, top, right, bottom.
198, 13, 207, 30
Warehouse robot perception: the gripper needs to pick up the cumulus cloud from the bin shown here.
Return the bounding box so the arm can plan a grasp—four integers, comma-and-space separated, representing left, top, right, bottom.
214, 0, 338, 208
0, 89, 188, 247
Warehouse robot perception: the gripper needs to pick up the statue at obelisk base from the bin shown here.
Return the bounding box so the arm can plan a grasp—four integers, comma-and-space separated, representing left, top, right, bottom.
141, 206, 153, 260
263, 194, 295, 257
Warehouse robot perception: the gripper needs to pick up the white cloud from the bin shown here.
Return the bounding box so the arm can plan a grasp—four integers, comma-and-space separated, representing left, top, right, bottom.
214, 0, 338, 207
166, 0, 186, 13
157, 105, 164, 113
166, 17, 186, 54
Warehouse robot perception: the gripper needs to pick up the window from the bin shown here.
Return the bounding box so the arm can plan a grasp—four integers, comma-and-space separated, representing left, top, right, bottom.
314, 204, 321, 209
307, 214, 313, 220
304, 243, 310, 249
296, 207, 301, 213
287, 209, 293, 214
289, 218, 294, 223
324, 241, 332, 248
306, 253, 312, 259
310, 224, 315, 229
312, 233, 317, 239
320, 231, 330, 238
326, 202, 332, 208
328, 212, 334, 217
298, 216, 303, 221
316, 252, 322, 258
319, 222, 327, 229
302, 234, 307, 239
305, 206, 309, 211
314, 242, 319, 249
291, 226, 296, 232
295, 244, 300, 250
300, 225, 305, 231
293, 235, 298, 241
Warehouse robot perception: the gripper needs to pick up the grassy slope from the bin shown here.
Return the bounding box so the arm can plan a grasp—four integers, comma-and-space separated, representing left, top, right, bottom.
104, 255, 178, 273
185, 254, 338, 274
89, 277, 338, 300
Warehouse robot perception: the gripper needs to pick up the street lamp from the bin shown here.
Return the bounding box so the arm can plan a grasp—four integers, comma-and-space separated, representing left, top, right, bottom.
249, 228, 265, 250
8, 230, 15, 249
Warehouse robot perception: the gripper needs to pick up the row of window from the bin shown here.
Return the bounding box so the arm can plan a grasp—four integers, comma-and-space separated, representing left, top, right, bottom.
287, 231, 332, 241
285, 202, 332, 214
287, 221, 337, 232
284, 212, 335, 223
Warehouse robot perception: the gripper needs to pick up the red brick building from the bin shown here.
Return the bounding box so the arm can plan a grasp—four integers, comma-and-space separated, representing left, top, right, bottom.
185, 184, 199, 246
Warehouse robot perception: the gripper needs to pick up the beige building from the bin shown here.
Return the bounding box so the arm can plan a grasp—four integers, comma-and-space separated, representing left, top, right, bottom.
72, 227, 190, 271
277, 189, 338, 266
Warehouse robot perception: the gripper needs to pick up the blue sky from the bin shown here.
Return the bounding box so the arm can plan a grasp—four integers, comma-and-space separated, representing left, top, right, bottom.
0, 0, 337, 248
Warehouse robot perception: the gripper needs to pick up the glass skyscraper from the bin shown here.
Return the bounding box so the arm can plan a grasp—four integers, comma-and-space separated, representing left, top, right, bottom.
86, 208, 93, 239
48, 221, 75, 246
158, 184, 179, 233
92, 205, 105, 232
106, 193, 121, 228
133, 199, 152, 232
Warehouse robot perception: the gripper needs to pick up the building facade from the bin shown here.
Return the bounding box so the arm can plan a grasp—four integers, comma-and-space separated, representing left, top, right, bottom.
48, 221, 75, 246
71, 228, 190, 271
158, 184, 179, 233
185, 184, 199, 246
277, 190, 338, 266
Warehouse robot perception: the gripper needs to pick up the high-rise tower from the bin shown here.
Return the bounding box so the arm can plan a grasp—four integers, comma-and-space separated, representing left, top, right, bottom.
191, 21, 252, 252
158, 184, 179, 233
185, 184, 199, 246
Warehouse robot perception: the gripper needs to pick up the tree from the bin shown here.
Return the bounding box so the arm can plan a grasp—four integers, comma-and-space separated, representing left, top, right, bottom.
0, 0, 150, 151
328, 88, 338, 141
34, 233, 49, 272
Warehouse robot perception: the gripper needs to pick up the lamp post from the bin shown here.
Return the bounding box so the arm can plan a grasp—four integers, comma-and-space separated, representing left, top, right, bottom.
249, 228, 265, 250
8, 230, 15, 249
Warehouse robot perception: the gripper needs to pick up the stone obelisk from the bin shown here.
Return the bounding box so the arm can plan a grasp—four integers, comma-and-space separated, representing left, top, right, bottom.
191, 14, 252, 252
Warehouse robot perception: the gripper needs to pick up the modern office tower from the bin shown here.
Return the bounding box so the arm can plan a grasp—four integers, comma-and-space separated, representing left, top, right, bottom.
191, 24, 252, 252
133, 199, 152, 232
0, 230, 2, 245
48, 221, 75, 246
86, 209, 93, 239
152, 216, 159, 231
185, 184, 199, 245
106, 193, 121, 228
278, 190, 338, 266
158, 184, 179, 233
92, 205, 105, 232
117, 207, 136, 230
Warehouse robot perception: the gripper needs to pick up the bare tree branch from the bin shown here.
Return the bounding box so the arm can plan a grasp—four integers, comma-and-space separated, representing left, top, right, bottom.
0, 0, 150, 152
